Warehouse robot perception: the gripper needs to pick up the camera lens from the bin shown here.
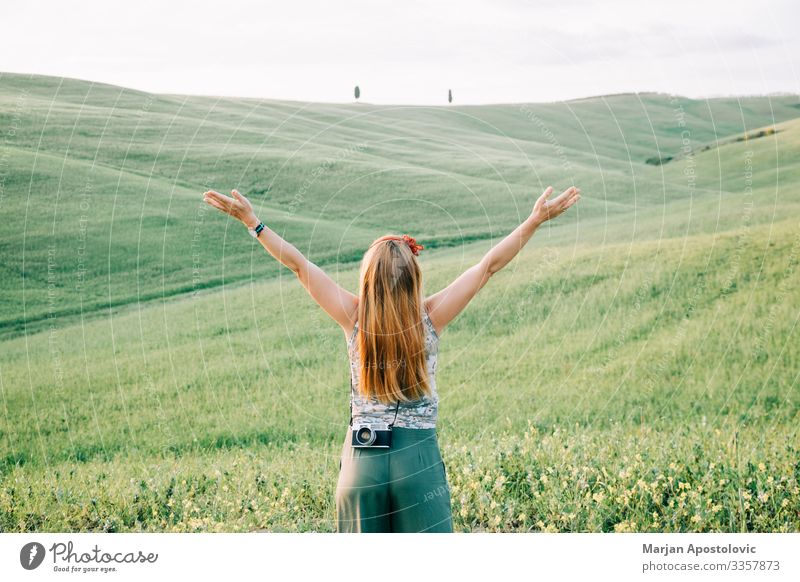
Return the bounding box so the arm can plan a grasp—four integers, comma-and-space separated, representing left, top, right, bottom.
355, 426, 376, 446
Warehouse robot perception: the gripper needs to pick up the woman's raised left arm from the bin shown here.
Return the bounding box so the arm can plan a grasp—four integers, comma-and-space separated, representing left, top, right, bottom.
203, 189, 358, 331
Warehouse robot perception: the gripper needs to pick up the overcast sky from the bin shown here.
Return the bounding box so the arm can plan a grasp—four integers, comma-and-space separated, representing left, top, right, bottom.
3, 0, 798, 104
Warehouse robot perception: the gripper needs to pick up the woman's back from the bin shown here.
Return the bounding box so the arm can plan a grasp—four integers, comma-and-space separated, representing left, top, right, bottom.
347, 308, 439, 428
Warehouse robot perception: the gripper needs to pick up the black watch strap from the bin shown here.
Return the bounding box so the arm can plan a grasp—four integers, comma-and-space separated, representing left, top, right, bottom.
253, 222, 265, 236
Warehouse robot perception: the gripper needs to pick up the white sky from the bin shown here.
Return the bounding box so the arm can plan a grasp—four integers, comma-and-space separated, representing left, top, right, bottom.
3, 0, 798, 104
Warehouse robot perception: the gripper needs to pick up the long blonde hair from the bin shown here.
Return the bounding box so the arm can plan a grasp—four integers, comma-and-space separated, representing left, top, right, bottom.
356, 236, 431, 403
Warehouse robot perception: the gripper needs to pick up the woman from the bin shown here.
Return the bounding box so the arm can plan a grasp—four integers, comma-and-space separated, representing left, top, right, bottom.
202, 185, 580, 532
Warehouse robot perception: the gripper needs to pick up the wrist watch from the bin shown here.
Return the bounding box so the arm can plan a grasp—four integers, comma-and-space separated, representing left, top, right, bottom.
248, 222, 265, 238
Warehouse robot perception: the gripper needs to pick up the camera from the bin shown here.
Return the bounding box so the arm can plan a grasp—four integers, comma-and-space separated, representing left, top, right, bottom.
351, 422, 392, 448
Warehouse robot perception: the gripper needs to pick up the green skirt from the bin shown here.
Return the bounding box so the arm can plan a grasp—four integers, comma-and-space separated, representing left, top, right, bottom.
335, 426, 453, 533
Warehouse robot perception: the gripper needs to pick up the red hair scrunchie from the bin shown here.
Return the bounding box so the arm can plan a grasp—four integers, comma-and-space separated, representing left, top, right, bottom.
400, 234, 424, 256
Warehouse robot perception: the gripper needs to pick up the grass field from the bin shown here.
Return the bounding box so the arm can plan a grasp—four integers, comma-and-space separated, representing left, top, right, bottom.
1, 73, 798, 532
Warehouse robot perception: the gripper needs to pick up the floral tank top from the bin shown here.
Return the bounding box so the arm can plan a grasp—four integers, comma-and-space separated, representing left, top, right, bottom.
347, 309, 439, 429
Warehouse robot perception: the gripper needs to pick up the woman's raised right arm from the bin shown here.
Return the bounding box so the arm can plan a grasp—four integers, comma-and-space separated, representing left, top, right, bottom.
425, 185, 580, 335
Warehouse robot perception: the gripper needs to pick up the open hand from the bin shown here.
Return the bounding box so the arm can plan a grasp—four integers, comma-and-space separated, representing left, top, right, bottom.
203, 189, 259, 228
531, 186, 580, 225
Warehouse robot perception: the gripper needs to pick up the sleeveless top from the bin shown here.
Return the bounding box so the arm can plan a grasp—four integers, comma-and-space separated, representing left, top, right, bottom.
347, 309, 439, 429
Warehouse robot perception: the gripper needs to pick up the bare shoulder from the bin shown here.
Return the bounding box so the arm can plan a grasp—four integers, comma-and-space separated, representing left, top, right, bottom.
423, 296, 433, 316
342, 299, 359, 340
423, 297, 443, 337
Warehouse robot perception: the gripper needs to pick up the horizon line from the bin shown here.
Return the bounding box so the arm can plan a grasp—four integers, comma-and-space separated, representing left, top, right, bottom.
2, 70, 799, 108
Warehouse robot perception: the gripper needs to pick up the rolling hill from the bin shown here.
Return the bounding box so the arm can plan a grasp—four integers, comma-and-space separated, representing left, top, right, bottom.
1, 73, 798, 532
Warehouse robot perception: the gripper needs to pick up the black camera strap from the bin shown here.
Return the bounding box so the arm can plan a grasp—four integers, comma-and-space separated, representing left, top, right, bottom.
388, 400, 401, 428
349, 378, 353, 427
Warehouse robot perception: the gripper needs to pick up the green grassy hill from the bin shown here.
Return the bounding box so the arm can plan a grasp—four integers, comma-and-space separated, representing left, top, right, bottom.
1, 73, 798, 532
2, 73, 799, 332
